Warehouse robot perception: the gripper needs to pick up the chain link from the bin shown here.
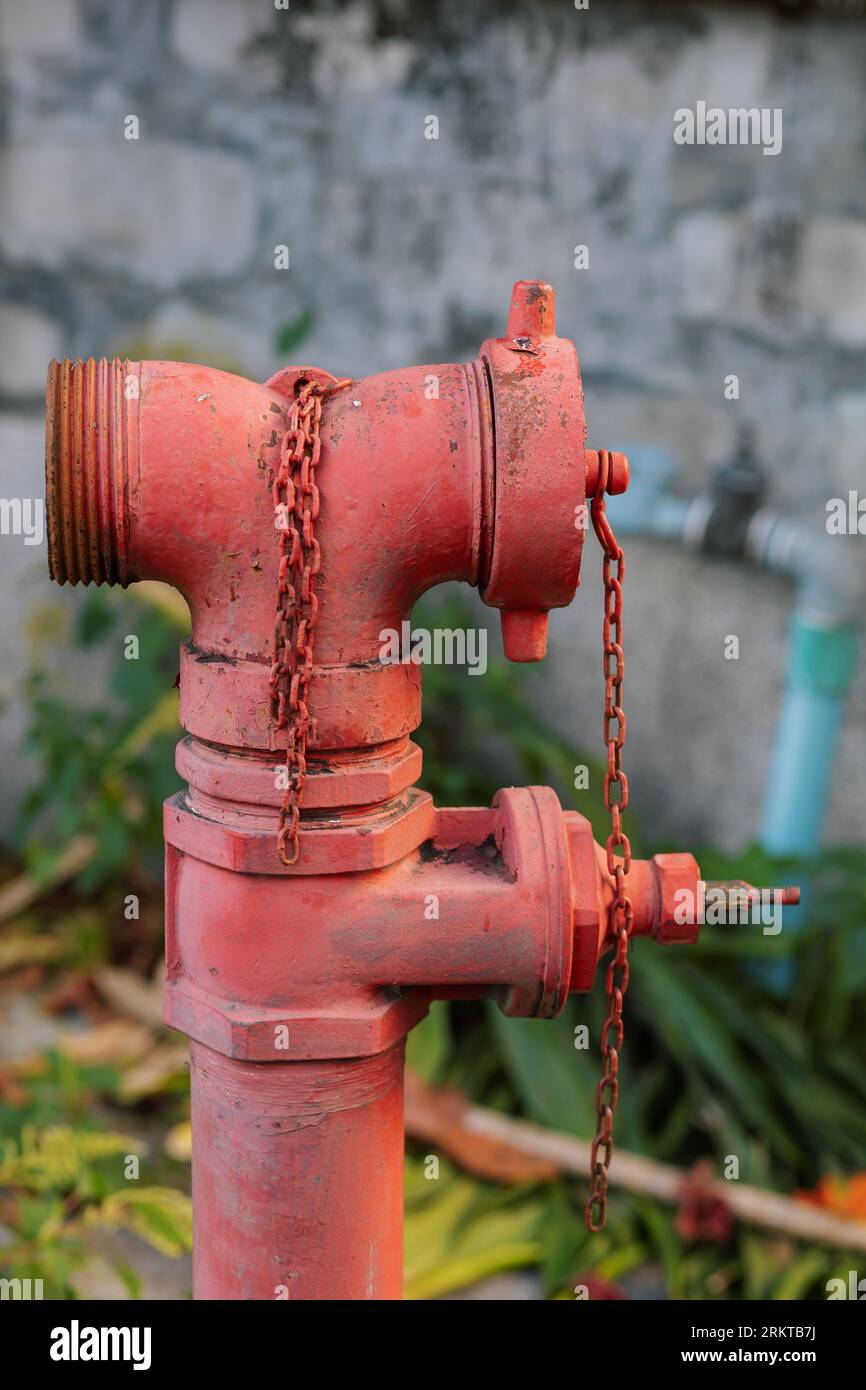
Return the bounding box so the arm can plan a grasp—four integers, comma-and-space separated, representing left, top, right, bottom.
270, 406, 633, 1196
585, 448, 634, 1233
269, 376, 351, 867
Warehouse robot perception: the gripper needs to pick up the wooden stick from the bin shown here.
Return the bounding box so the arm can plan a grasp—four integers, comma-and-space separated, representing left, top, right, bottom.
459, 1102, 866, 1252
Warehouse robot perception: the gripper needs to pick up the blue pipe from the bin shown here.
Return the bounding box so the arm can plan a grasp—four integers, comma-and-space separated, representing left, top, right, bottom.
761, 617, 859, 858
607, 446, 862, 864
758, 616, 859, 987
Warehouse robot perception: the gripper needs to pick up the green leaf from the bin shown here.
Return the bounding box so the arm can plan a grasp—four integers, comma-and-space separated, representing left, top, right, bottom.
274, 309, 315, 357
404, 1160, 543, 1299
405, 1003, 452, 1084
487, 1002, 597, 1136
772, 1249, 829, 1301
93, 1188, 193, 1259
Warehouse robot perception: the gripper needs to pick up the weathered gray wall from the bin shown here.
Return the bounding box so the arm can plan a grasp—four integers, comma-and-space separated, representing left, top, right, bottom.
1, 0, 864, 851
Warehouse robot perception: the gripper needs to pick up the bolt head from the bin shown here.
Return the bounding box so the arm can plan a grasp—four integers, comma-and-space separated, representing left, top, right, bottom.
652, 852, 701, 945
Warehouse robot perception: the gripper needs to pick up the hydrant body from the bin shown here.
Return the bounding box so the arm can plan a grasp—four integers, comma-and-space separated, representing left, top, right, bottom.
46, 282, 755, 1299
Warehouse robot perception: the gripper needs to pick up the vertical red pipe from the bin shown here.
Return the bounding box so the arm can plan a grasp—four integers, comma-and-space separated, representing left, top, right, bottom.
190, 1041, 405, 1300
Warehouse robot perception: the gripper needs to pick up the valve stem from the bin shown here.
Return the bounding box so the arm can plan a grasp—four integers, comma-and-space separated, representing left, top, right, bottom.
701, 880, 800, 919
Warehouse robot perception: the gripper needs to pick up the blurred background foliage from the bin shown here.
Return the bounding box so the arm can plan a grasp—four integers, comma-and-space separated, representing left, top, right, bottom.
1, 580, 865, 1300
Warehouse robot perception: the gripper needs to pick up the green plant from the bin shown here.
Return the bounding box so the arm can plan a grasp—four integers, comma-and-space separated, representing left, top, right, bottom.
15, 589, 182, 893
0, 1053, 191, 1298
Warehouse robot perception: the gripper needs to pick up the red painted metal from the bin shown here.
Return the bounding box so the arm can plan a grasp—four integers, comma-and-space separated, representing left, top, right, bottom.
190, 1041, 405, 1300
44, 281, 790, 1299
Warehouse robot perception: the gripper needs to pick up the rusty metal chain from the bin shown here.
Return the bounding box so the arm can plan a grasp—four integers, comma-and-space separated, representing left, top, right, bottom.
585, 448, 634, 1233
270, 376, 351, 866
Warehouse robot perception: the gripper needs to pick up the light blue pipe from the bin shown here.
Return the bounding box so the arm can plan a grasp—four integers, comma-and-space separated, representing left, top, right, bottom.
607, 446, 862, 864
758, 616, 858, 986
760, 617, 859, 858
608, 447, 688, 540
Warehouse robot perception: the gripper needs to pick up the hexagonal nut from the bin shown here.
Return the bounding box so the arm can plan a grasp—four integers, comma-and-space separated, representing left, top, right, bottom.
652, 852, 701, 945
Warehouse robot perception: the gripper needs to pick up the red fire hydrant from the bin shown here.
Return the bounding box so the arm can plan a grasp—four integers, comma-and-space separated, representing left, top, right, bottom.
44, 281, 788, 1299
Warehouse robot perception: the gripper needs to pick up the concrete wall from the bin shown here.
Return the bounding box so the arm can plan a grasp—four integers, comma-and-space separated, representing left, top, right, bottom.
1, 0, 864, 851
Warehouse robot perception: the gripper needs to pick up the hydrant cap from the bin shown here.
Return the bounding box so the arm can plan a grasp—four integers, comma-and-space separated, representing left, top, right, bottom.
479, 281, 587, 654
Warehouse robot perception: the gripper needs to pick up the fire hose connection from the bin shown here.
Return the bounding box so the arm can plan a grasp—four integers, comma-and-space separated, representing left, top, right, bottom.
42, 280, 797, 1297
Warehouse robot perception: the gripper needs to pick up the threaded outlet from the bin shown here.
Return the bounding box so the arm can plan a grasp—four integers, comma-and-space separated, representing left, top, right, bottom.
45, 357, 135, 586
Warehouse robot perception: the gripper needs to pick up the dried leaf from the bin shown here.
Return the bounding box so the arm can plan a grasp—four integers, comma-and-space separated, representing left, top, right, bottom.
94, 965, 165, 1030
165, 1121, 192, 1162
56, 1019, 156, 1067
41, 971, 108, 1020
119, 1043, 188, 1103
0, 933, 64, 973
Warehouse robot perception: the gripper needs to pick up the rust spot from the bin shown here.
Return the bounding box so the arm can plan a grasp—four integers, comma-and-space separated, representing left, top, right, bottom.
417, 834, 514, 881
188, 643, 240, 667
